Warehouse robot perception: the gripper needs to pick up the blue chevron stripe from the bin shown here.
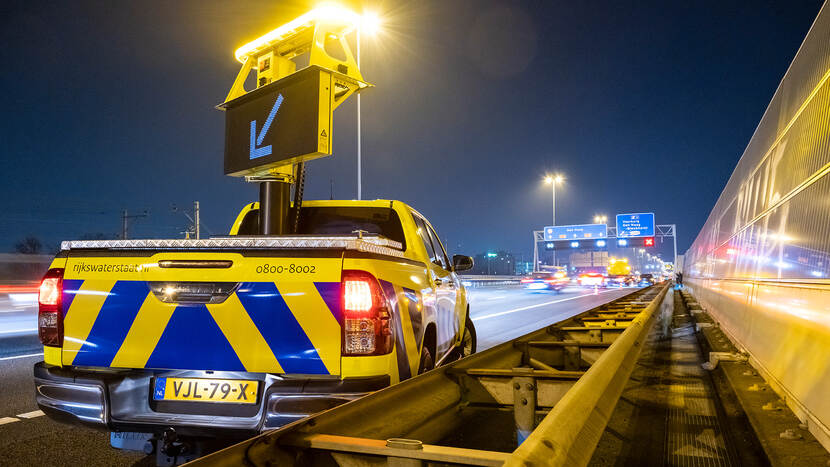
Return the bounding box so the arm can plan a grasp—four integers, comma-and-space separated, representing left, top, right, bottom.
145, 304, 245, 371
313, 281, 342, 322
402, 287, 423, 350
379, 280, 410, 382
61, 279, 84, 318
73, 280, 147, 367
236, 282, 328, 375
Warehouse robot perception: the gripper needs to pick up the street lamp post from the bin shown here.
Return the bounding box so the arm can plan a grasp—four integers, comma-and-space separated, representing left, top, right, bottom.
544, 174, 563, 265
356, 12, 380, 201
357, 27, 361, 200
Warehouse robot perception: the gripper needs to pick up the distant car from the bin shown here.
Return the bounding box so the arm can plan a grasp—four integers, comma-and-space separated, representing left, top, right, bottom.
522, 269, 569, 292
578, 272, 606, 287
638, 273, 655, 286
606, 275, 634, 287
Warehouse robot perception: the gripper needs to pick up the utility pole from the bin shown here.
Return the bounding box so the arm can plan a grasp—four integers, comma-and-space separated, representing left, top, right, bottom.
121, 209, 149, 239
171, 203, 203, 239
194, 201, 200, 239
672, 224, 678, 267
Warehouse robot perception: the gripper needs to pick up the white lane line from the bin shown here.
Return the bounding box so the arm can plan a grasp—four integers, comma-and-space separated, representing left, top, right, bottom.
472, 289, 620, 321
0, 417, 20, 426
0, 353, 44, 361
17, 410, 44, 419
0, 328, 37, 335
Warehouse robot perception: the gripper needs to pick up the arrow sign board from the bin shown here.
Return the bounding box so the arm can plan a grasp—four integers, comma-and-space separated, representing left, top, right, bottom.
616, 213, 655, 238
220, 66, 333, 177
544, 223, 607, 241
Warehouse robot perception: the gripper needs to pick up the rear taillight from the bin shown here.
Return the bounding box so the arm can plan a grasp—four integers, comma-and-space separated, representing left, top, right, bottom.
341, 270, 392, 356
38, 268, 64, 347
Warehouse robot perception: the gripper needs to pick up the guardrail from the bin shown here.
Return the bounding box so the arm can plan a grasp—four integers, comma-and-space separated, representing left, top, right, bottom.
190, 283, 670, 466
458, 275, 522, 288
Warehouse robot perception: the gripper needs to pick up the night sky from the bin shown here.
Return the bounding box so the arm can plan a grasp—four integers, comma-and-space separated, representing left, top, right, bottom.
0, 1, 824, 259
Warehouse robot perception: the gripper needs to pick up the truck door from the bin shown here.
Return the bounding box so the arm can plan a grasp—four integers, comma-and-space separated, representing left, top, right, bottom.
413, 216, 457, 360
424, 223, 459, 358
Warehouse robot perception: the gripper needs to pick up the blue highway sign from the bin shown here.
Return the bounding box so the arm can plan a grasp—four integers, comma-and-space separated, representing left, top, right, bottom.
616, 213, 655, 237
544, 224, 608, 241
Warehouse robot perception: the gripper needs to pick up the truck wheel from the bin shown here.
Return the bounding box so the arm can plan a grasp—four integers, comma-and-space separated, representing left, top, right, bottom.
460, 314, 477, 358
418, 345, 434, 374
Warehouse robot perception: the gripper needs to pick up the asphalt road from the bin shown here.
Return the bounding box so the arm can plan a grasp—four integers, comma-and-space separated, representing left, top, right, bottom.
0, 285, 636, 466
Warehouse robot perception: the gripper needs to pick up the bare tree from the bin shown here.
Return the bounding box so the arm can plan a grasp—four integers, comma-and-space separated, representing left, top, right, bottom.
15, 236, 42, 254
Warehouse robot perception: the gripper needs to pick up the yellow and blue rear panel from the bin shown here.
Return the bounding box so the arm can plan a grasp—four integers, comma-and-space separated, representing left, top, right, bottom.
61, 272, 342, 375
58, 251, 436, 383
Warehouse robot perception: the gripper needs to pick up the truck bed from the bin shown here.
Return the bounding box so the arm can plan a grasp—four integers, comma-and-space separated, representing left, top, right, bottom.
60, 235, 404, 256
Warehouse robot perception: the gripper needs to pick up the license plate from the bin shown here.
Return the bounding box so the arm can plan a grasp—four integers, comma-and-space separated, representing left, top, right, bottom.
110, 431, 152, 451
153, 377, 258, 404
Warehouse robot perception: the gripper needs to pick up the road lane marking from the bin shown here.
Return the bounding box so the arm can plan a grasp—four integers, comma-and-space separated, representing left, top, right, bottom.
0, 417, 19, 425
486, 296, 506, 300
16, 410, 44, 419
472, 289, 621, 321
0, 353, 44, 361
0, 328, 37, 335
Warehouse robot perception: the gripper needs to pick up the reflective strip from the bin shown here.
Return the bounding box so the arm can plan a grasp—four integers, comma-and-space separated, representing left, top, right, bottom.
63, 279, 117, 365
277, 282, 341, 374
207, 294, 284, 373
381, 281, 422, 381
72, 281, 148, 367
402, 288, 423, 350
61, 279, 84, 318
110, 293, 176, 368
394, 284, 421, 377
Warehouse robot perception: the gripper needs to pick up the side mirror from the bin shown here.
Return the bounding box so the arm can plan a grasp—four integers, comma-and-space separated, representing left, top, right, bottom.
452, 255, 474, 272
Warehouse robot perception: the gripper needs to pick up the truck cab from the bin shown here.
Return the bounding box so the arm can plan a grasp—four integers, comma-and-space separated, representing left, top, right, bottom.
33, 199, 475, 458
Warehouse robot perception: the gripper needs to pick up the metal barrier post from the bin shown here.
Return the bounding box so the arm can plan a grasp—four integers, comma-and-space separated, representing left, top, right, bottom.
512, 368, 537, 444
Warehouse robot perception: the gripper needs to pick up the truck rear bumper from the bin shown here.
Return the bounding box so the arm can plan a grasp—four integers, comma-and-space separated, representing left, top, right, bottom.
34, 362, 388, 437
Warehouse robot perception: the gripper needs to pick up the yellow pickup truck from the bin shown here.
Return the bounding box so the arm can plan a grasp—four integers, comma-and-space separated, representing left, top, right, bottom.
34, 199, 475, 457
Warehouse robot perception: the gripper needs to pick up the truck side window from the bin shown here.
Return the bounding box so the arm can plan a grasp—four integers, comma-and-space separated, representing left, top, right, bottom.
426, 224, 450, 270
413, 216, 438, 265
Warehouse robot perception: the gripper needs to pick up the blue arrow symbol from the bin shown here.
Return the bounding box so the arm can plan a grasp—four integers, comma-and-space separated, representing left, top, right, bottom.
250, 94, 284, 160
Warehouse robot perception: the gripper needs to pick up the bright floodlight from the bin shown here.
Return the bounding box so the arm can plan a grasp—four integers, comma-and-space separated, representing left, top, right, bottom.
234, 4, 362, 63
361, 11, 381, 35
544, 174, 563, 184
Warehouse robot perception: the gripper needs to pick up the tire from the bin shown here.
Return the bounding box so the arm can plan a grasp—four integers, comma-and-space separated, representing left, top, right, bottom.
460, 314, 477, 358
418, 344, 434, 374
